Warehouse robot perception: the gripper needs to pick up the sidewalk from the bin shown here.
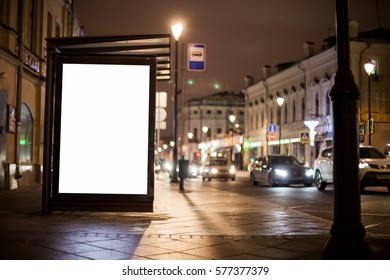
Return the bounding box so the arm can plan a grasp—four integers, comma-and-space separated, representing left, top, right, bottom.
0, 173, 389, 260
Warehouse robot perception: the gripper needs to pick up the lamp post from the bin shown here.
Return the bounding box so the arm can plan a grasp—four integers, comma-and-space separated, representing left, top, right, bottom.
276, 97, 284, 154
170, 23, 183, 183
364, 59, 375, 146
324, 0, 370, 259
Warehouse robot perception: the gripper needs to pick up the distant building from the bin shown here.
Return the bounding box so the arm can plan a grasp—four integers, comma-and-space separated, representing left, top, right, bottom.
244, 20, 390, 167
179, 91, 245, 167
0, 0, 82, 189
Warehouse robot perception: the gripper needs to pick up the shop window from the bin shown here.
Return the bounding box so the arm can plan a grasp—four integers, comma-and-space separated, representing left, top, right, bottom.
20, 103, 33, 162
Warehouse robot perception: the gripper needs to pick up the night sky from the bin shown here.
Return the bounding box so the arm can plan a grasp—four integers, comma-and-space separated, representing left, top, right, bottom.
76, 0, 390, 137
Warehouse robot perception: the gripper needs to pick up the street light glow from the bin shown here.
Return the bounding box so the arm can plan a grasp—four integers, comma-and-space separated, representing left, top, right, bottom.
364, 59, 375, 76
229, 114, 236, 123
171, 23, 183, 41
277, 97, 285, 107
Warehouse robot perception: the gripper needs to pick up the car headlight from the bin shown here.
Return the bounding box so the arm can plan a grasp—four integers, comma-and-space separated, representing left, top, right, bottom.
229, 165, 236, 174
164, 163, 172, 171
359, 162, 370, 169
275, 168, 288, 177
211, 168, 218, 174
190, 167, 198, 173
305, 169, 314, 177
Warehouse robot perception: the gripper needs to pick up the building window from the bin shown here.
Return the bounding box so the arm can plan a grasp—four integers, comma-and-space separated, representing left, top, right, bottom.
270, 108, 274, 125
293, 101, 296, 122
261, 110, 264, 128
284, 105, 288, 124
193, 128, 198, 140
20, 103, 33, 162
193, 110, 198, 115
326, 90, 331, 115
47, 11, 53, 38
55, 20, 61, 37
217, 110, 222, 115
301, 98, 305, 120
217, 128, 222, 134
0, 0, 7, 22
207, 110, 212, 114
315, 93, 319, 116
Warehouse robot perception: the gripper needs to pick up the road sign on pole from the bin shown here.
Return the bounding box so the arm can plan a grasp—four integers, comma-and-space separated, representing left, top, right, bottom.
268, 124, 277, 133
188, 43, 206, 71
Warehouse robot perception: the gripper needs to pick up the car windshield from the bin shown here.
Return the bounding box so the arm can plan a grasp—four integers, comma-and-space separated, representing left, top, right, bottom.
269, 156, 300, 165
360, 147, 386, 159
209, 158, 228, 166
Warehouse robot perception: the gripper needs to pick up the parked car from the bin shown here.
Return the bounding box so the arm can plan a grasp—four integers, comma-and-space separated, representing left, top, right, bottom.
313, 146, 390, 192
202, 157, 236, 181
249, 155, 314, 187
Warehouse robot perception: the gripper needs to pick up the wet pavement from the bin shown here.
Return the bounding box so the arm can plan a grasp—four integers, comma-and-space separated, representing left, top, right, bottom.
0, 172, 389, 260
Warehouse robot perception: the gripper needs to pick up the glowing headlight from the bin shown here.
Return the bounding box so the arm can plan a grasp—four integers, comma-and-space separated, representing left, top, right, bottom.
305, 169, 314, 177
211, 168, 218, 174
359, 162, 370, 169
190, 167, 198, 173
275, 168, 288, 177
229, 165, 236, 174
164, 163, 172, 171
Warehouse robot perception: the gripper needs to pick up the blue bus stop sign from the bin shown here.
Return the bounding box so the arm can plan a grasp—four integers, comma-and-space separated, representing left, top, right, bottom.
188, 43, 206, 71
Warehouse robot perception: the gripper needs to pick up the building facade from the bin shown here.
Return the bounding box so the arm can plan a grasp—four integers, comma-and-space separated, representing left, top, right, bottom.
179, 91, 245, 167
244, 22, 390, 168
0, 0, 82, 189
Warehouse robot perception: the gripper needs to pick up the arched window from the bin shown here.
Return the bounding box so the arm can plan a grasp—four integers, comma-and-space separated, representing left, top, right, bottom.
326, 90, 331, 115
293, 101, 296, 122
315, 94, 320, 116
284, 105, 288, 124
20, 103, 33, 162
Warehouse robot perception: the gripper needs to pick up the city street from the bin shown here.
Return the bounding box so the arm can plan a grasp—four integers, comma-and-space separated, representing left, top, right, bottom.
0, 170, 389, 260
192, 171, 390, 238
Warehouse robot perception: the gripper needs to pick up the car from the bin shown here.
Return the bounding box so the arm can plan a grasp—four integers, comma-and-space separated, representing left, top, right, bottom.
249, 155, 314, 187
202, 157, 236, 181
313, 146, 390, 192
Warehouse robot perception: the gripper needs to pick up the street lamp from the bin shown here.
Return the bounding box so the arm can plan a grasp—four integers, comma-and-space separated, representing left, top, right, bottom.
276, 97, 285, 154
364, 59, 375, 146
170, 23, 183, 183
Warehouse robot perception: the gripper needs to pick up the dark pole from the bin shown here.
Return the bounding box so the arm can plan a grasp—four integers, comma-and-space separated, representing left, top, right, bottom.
368, 75, 372, 146
171, 39, 179, 183
324, 0, 371, 259
279, 106, 282, 154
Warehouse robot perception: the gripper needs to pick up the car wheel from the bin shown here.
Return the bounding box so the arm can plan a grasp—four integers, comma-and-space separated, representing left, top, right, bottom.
250, 173, 257, 185
360, 184, 366, 192
224, 178, 228, 181
202, 177, 206, 181
232, 177, 235, 181
304, 183, 312, 187
268, 174, 277, 187
208, 178, 212, 181
314, 170, 326, 191
387, 186, 390, 192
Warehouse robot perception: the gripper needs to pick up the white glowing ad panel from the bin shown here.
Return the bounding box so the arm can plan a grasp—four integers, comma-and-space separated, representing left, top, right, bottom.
59, 63, 150, 194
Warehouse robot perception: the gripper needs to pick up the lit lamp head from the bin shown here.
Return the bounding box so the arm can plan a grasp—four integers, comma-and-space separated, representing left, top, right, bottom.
202, 126, 209, 133
171, 23, 183, 41
364, 59, 375, 76
276, 97, 285, 107
229, 114, 236, 123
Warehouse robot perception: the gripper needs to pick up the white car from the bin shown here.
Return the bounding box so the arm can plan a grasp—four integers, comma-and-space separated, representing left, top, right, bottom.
313, 146, 390, 192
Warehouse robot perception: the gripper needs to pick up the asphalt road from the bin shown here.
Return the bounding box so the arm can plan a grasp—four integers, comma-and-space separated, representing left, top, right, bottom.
191, 171, 390, 238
